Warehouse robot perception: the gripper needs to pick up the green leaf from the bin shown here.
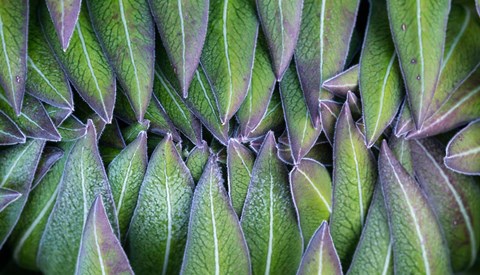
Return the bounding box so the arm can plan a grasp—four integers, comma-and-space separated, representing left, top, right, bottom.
387, 0, 450, 127
153, 69, 202, 145
241, 132, 303, 275
57, 115, 87, 141
87, 0, 154, 121
45, 0, 82, 50
290, 158, 332, 247
40, 3, 116, 123
227, 139, 255, 216
296, 0, 360, 119
0, 91, 61, 141
108, 131, 147, 239
99, 119, 126, 150
379, 141, 451, 274
201, 0, 258, 123
26, 11, 73, 110
128, 135, 194, 274
32, 147, 64, 189
185, 141, 210, 183
280, 65, 322, 163
297, 221, 342, 275
425, 4, 480, 120
319, 100, 341, 145
236, 35, 276, 138
0, 0, 28, 114
347, 187, 393, 275
407, 67, 480, 139
322, 64, 359, 98
44, 104, 72, 126
185, 67, 229, 145
330, 103, 377, 264
256, 0, 302, 79
181, 155, 250, 274
389, 135, 414, 176
38, 121, 118, 275
121, 120, 149, 144
150, 0, 209, 97
76, 197, 134, 275
0, 188, 21, 213
393, 100, 415, 137
10, 142, 74, 270
0, 110, 25, 145
360, 0, 403, 147
346, 91, 362, 120
445, 119, 480, 175
0, 139, 45, 248
248, 90, 284, 139
411, 138, 480, 271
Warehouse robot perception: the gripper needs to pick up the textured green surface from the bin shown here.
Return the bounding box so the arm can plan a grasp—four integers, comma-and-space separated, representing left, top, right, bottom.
45, 0, 82, 50
128, 135, 194, 275
0, 111, 25, 145
108, 131, 147, 239
37, 121, 118, 275
323, 64, 359, 98
0, 0, 28, 114
347, 187, 393, 275
411, 138, 480, 271
387, 0, 450, 127
0, 188, 21, 213
87, 0, 154, 121
40, 3, 116, 123
121, 120, 149, 144
330, 103, 376, 264
0, 139, 44, 248
379, 142, 451, 274
185, 141, 210, 183
296, 0, 359, 119
360, 0, 403, 147
241, 132, 302, 275
227, 139, 254, 216
290, 158, 332, 247
297, 222, 342, 275
10, 143, 73, 270
320, 100, 342, 145
248, 90, 284, 139
182, 156, 250, 274
76, 197, 133, 275
445, 120, 480, 175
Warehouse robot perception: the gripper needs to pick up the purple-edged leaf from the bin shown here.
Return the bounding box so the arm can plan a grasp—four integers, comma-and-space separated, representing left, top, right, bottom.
40, 3, 116, 123
330, 102, 377, 264
87, 0, 154, 121
128, 135, 194, 274
27, 10, 73, 110
247, 89, 284, 140
227, 139, 255, 216
347, 187, 393, 275
150, 0, 209, 97
320, 100, 341, 145
45, 0, 82, 51
290, 158, 332, 247
185, 141, 210, 182
0, 139, 45, 248
57, 115, 87, 141
181, 155, 251, 274
10, 142, 74, 270
407, 68, 480, 139
445, 120, 480, 175
411, 138, 480, 271
387, 0, 450, 127
0, 0, 28, 115
322, 64, 359, 98
0, 188, 21, 213
394, 100, 415, 137
38, 121, 118, 275
297, 221, 342, 275
277, 132, 331, 166
425, 4, 480, 120
379, 142, 451, 274
346, 90, 361, 120
153, 69, 202, 145
477, 0, 480, 17
0, 111, 25, 145
0, 93, 60, 141
108, 131, 147, 239
256, 0, 302, 80
32, 147, 64, 189
280, 65, 322, 164
76, 197, 134, 275
389, 135, 414, 176
44, 104, 72, 126
201, 0, 258, 123
121, 120, 149, 144
241, 132, 303, 275
296, 0, 360, 120
360, 0, 403, 147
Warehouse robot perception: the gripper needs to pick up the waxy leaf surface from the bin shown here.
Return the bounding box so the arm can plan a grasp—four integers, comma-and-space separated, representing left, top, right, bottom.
445, 120, 480, 175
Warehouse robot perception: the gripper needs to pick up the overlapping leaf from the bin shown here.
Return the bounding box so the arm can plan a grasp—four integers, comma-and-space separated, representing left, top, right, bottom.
445, 120, 480, 175
0, 111, 25, 145
322, 64, 359, 98
227, 139, 254, 216
45, 0, 82, 50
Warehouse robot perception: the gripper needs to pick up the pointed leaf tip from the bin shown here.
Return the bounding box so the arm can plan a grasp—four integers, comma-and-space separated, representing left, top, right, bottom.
0, 188, 22, 213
